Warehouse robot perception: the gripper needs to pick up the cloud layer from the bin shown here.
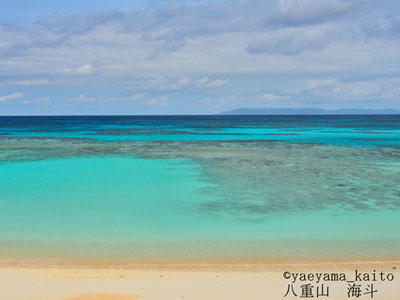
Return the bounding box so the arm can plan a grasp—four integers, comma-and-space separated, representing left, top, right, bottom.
0, 0, 400, 114
0, 92, 25, 102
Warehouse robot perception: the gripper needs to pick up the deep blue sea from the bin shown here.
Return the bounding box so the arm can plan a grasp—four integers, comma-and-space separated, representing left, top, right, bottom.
0, 115, 399, 260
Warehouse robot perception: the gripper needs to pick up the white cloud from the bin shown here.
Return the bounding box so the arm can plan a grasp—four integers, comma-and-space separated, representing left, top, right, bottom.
197, 77, 229, 88
0, 79, 50, 86
141, 76, 229, 92
75, 63, 95, 75
169, 76, 191, 90
23, 96, 50, 104
67, 93, 145, 104
129, 92, 144, 101
68, 94, 102, 103
299, 77, 400, 101
0, 92, 25, 102
197, 77, 209, 86
307, 78, 338, 89
144, 77, 191, 91
259, 93, 288, 101
147, 98, 158, 105
146, 96, 169, 106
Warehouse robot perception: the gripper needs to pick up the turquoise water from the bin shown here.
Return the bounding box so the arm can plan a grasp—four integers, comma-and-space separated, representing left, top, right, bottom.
0, 116, 399, 260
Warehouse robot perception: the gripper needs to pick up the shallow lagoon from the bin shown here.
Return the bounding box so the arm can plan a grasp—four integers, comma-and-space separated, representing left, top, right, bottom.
0, 116, 399, 260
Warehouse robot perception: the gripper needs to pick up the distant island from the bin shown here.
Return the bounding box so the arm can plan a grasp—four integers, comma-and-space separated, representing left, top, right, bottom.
219, 108, 400, 115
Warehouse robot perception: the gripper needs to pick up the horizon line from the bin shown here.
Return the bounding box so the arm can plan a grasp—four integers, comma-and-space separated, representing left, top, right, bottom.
1, 113, 400, 117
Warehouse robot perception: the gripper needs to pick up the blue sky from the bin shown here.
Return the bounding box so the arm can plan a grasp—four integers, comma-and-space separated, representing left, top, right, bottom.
0, 0, 400, 115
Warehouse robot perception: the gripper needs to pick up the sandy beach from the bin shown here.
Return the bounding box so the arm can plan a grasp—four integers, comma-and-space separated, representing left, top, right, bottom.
1, 258, 399, 300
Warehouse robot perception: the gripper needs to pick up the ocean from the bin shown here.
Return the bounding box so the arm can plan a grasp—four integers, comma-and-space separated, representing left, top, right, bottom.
0, 115, 399, 261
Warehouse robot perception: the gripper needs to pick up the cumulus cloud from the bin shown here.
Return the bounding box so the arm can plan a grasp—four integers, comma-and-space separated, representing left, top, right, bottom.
146, 96, 169, 106
140, 76, 229, 91
140, 76, 191, 91
129, 92, 145, 101
68, 94, 103, 103
299, 77, 400, 101
67, 93, 145, 103
168, 76, 191, 90
0, 92, 25, 102
23, 96, 50, 104
259, 92, 288, 101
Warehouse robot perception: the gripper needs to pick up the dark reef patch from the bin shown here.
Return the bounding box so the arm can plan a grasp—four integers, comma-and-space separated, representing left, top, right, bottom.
1, 136, 399, 220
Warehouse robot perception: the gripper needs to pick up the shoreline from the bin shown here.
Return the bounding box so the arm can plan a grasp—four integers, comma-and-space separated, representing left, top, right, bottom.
1, 256, 399, 270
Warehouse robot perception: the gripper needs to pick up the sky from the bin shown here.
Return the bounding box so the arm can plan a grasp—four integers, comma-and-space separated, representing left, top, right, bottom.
0, 0, 400, 115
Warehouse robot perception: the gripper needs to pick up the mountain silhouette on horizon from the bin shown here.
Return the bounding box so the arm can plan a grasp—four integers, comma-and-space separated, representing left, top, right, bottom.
219, 107, 400, 115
